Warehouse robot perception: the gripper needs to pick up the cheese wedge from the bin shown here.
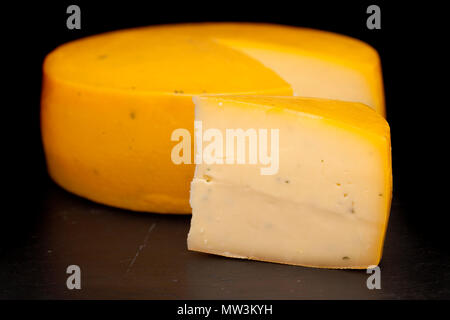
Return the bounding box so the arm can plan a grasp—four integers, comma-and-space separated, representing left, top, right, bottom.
188, 95, 392, 268
41, 23, 384, 214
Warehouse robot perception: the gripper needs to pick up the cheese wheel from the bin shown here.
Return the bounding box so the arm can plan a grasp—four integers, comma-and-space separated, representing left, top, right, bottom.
41, 23, 384, 213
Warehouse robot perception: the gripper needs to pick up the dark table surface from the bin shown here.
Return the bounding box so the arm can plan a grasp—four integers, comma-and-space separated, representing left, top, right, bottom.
1, 181, 449, 300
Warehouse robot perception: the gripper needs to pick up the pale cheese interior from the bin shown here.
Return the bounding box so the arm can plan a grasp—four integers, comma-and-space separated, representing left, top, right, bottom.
216, 39, 375, 109
188, 96, 390, 268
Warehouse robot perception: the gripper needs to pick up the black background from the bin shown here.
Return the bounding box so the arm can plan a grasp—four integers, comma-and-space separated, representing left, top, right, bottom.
2, 0, 448, 300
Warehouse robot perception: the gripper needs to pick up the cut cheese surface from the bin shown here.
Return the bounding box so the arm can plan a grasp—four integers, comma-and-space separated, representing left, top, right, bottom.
42, 22, 385, 214
188, 95, 392, 268
214, 39, 383, 114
